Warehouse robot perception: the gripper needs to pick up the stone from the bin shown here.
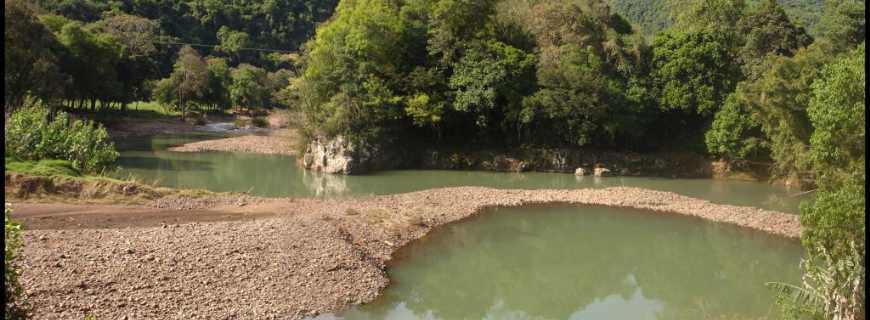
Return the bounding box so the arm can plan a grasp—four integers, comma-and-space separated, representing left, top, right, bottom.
593, 167, 611, 177
301, 135, 373, 175
574, 168, 586, 176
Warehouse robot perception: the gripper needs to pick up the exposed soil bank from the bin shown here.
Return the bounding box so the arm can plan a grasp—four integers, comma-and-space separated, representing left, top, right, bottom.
11, 186, 800, 319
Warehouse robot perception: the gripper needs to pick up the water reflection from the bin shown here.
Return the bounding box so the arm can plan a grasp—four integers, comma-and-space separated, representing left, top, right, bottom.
113, 134, 812, 213
302, 170, 349, 197
567, 275, 664, 320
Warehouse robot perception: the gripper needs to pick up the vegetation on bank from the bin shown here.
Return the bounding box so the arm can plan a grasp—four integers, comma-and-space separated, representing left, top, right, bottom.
5, 107, 118, 174
769, 43, 865, 320
5, 204, 28, 319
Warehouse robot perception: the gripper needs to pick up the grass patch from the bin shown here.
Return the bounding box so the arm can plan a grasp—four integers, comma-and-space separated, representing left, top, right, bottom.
64, 101, 230, 122
5, 158, 81, 177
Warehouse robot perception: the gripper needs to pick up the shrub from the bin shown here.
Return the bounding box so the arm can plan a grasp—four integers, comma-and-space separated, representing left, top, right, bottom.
252, 116, 268, 128
5, 204, 28, 319
5, 107, 119, 174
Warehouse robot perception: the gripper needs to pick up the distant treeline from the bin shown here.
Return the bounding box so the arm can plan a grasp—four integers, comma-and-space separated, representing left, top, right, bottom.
5, 0, 335, 116
608, 0, 825, 36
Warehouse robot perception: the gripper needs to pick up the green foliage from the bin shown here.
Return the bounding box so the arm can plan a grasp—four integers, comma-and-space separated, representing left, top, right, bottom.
5, 158, 82, 177
4, 107, 119, 173
4, 0, 68, 110
705, 94, 767, 160
229, 64, 271, 110
651, 29, 740, 116
607, 0, 825, 36
5, 204, 28, 319
806, 43, 865, 182
815, 0, 865, 53
300, 0, 661, 148
775, 42, 866, 320
448, 40, 535, 130
152, 45, 209, 119
299, 0, 407, 141
737, 0, 813, 80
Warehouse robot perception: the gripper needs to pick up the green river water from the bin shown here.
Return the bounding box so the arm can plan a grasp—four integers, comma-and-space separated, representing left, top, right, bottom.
113, 134, 806, 319
318, 206, 803, 320
113, 134, 809, 213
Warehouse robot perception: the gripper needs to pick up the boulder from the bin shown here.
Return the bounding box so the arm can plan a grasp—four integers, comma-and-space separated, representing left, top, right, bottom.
574, 168, 586, 176
593, 167, 611, 177
302, 136, 372, 175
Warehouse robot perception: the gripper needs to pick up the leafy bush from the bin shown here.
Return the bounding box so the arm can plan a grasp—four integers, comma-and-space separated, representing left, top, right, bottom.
5, 107, 118, 174
5, 204, 28, 319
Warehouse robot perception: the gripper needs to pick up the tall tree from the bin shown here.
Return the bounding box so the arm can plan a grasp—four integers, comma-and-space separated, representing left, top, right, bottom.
4, 0, 68, 111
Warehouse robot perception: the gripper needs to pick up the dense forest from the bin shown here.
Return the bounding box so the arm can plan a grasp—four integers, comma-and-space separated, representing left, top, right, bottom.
5, 0, 337, 117
608, 0, 825, 35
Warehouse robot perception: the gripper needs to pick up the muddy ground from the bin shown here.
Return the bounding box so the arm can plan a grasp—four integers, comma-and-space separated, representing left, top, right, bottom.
9, 186, 800, 320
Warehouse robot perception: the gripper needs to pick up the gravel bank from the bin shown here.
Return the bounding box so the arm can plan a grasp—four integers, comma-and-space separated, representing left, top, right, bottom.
167, 128, 299, 156
15, 187, 800, 319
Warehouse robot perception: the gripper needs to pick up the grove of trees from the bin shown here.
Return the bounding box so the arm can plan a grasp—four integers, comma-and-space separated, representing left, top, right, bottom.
296, 0, 864, 317
4, 0, 330, 117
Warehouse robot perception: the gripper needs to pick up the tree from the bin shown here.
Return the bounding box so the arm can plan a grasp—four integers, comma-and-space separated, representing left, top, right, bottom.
705, 93, 767, 161
216, 26, 250, 61
229, 64, 270, 111
815, 0, 865, 53
448, 40, 535, 137
4, 0, 68, 111
776, 43, 865, 320
298, 0, 407, 141
201, 57, 231, 111
651, 29, 741, 116
737, 0, 813, 80
93, 11, 160, 109
155, 45, 209, 120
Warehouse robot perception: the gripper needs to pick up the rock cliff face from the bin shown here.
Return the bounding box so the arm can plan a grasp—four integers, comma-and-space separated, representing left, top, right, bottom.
303, 137, 713, 178
419, 148, 713, 178
302, 136, 373, 175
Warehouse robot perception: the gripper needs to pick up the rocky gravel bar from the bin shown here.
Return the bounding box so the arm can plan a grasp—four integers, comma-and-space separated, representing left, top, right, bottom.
167, 128, 299, 156
15, 186, 801, 319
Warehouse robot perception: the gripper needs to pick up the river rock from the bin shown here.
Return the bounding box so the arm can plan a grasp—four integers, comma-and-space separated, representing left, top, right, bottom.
574, 168, 586, 176
302, 136, 372, 175
593, 167, 611, 177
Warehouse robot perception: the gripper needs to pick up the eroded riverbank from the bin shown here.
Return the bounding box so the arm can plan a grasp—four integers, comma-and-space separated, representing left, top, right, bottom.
11, 186, 800, 319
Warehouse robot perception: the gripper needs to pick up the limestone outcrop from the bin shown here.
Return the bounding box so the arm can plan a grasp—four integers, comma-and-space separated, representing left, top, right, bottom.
302, 136, 373, 175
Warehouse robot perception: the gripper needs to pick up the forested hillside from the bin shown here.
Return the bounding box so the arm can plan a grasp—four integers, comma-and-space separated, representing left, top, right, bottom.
608, 0, 825, 35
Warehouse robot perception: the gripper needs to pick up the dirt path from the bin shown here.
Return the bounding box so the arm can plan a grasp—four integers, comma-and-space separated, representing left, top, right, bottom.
11, 187, 801, 319
10, 203, 276, 230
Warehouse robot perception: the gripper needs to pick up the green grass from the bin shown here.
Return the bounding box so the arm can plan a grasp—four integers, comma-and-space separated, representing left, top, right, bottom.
5, 158, 81, 177
62, 101, 231, 123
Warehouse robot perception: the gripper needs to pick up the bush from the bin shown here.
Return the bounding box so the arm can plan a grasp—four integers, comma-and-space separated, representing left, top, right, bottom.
252, 117, 268, 128
5, 204, 28, 319
5, 107, 119, 174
